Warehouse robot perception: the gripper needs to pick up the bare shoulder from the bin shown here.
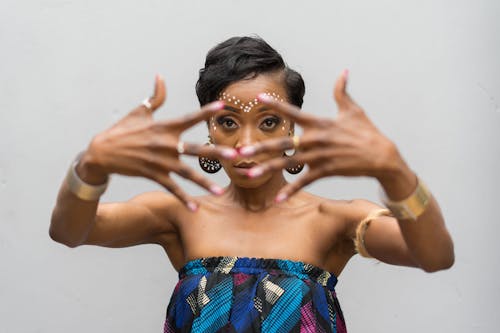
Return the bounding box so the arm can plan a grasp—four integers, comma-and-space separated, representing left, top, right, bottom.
313, 196, 385, 235
292, 192, 353, 235
318, 197, 383, 216
334, 198, 386, 238
126, 191, 184, 231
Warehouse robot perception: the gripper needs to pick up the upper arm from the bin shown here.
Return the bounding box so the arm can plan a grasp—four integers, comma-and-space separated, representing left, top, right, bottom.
83, 191, 178, 248
346, 199, 419, 268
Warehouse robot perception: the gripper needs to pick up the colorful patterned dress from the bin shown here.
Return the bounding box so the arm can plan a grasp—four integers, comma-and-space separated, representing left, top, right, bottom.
164, 256, 347, 332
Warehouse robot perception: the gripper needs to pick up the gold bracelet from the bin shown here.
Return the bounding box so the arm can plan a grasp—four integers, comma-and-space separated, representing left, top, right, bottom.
65, 151, 109, 201
380, 176, 432, 221
354, 209, 392, 258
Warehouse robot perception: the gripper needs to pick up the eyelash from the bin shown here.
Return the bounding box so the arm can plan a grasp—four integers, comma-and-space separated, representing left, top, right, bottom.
216, 116, 281, 131
260, 117, 280, 130
216, 117, 237, 129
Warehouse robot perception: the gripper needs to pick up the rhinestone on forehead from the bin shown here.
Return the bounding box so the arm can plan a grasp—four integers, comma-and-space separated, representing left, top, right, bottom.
218, 92, 285, 112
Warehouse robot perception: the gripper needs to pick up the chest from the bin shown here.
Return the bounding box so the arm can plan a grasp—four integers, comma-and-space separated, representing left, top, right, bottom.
176, 204, 347, 266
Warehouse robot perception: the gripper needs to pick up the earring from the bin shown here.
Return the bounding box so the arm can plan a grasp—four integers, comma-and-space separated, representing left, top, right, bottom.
284, 131, 304, 174
198, 136, 222, 173
284, 151, 304, 174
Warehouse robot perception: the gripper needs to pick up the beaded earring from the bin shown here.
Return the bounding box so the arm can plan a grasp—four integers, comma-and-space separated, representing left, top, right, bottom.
198, 136, 222, 173
284, 131, 304, 174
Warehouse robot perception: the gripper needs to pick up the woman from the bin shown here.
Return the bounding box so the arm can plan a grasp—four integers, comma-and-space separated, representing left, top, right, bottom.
50, 36, 454, 332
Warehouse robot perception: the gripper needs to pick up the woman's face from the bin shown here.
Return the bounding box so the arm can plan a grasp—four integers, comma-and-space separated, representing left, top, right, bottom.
209, 74, 293, 187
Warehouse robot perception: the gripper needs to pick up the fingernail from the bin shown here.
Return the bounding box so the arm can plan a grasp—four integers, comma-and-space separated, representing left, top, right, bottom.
222, 148, 237, 159
247, 166, 263, 178
210, 185, 224, 195
257, 93, 272, 102
275, 193, 288, 203
187, 201, 198, 212
208, 101, 225, 111
343, 69, 349, 80
238, 146, 256, 156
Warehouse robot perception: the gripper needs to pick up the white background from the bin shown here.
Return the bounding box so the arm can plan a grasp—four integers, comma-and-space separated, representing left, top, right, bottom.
1, 0, 499, 332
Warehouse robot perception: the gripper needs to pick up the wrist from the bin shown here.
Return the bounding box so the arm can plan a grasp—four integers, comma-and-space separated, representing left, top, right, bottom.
376, 159, 417, 201
76, 150, 109, 185
379, 175, 432, 221
66, 151, 110, 201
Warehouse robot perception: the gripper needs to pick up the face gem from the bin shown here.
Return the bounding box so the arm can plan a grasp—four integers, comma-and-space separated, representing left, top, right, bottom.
218, 92, 284, 112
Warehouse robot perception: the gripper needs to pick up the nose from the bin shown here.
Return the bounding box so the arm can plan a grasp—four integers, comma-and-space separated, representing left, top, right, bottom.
235, 126, 258, 149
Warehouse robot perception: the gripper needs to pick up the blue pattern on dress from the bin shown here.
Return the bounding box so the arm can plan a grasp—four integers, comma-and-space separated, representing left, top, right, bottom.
166, 256, 346, 332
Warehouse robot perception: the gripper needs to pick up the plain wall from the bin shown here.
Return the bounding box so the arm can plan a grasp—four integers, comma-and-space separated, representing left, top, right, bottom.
1, 0, 499, 332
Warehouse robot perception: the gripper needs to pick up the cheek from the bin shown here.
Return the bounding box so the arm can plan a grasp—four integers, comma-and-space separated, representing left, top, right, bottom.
209, 118, 217, 132
274, 118, 292, 136
280, 119, 290, 133
208, 118, 220, 141
209, 124, 235, 146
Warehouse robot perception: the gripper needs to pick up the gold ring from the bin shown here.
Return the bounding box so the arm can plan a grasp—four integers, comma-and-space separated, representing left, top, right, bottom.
292, 135, 300, 150
176, 141, 185, 154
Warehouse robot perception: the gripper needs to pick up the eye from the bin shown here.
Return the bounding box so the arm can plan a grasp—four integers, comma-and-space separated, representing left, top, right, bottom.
216, 116, 238, 130
260, 116, 281, 131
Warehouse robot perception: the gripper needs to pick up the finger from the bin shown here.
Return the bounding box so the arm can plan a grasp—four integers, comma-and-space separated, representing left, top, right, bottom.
181, 142, 238, 160
172, 162, 225, 196
138, 75, 166, 113
167, 101, 225, 131
238, 131, 336, 157
246, 150, 318, 178
144, 75, 167, 112
275, 169, 324, 203
152, 172, 199, 212
333, 69, 358, 110
238, 137, 294, 157
257, 94, 319, 126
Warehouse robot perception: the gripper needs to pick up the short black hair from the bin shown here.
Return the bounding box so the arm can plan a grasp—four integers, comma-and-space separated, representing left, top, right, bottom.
196, 36, 305, 108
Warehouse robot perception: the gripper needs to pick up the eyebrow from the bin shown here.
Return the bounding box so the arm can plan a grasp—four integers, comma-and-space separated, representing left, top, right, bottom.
223, 105, 239, 113
223, 105, 271, 113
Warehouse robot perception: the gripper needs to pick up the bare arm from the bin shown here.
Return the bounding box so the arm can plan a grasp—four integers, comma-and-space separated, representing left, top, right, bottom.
241, 71, 454, 272
49, 166, 177, 248
352, 168, 454, 272
342, 163, 454, 272
49, 165, 105, 247
49, 76, 235, 248
84, 193, 177, 248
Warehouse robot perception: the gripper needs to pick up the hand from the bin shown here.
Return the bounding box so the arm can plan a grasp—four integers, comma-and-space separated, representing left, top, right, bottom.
78, 75, 237, 210
240, 70, 405, 202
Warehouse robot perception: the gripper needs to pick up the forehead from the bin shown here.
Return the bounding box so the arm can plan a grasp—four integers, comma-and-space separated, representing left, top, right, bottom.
221, 74, 287, 101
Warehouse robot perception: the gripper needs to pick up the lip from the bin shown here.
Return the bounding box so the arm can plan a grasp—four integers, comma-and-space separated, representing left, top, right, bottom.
233, 161, 258, 169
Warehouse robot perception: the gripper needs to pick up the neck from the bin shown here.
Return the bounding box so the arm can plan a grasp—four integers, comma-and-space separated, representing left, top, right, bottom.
223, 172, 288, 212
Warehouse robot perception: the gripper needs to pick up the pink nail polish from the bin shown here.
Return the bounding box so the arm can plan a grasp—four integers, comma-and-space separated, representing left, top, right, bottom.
247, 167, 263, 178
222, 149, 237, 159
209, 101, 224, 111
275, 193, 288, 203
239, 146, 256, 156
343, 69, 349, 80
210, 185, 224, 195
257, 93, 272, 102
187, 202, 198, 212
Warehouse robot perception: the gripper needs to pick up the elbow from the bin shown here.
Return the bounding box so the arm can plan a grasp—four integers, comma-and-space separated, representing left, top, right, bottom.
49, 219, 84, 248
49, 228, 81, 248
420, 252, 455, 273
419, 236, 455, 273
